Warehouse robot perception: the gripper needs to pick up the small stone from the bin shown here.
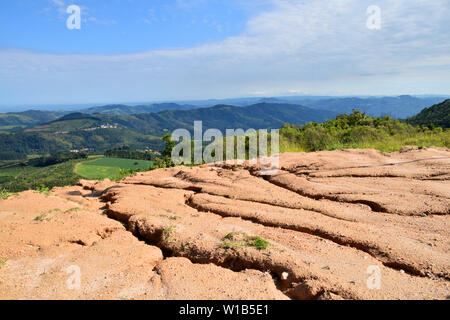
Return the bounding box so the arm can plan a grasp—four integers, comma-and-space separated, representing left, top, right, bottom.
281, 272, 289, 280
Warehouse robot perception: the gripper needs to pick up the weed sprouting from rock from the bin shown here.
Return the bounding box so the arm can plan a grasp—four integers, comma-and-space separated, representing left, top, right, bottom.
220, 232, 270, 251
162, 226, 176, 243
35, 185, 51, 196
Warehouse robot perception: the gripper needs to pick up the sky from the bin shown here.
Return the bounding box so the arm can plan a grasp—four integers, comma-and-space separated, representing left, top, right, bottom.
0, 0, 450, 108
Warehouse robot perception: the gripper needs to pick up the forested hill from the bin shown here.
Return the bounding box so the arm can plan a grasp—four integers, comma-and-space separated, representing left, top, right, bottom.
0, 103, 336, 156
1, 95, 447, 132
132, 103, 337, 133
19, 103, 337, 134
1, 99, 448, 157
407, 99, 450, 128
0, 110, 65, 131
79, 103, 198, 115
300, 95, 446, 119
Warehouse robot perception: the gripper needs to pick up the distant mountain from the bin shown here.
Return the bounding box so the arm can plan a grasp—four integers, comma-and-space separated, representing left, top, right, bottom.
131, 103, 336, 133
407, 99, 450, 128
298, 95, 447, 118
50, 112, 101, 122
0, 103, 336, 155
79, 103, 199, 115
4, 98, 449, 156
38, 103, 336, 134
0, 110, 66, 131
257, 97, 288, 104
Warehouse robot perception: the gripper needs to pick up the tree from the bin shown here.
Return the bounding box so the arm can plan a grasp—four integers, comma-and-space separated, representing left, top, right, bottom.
162, 134, 176, 158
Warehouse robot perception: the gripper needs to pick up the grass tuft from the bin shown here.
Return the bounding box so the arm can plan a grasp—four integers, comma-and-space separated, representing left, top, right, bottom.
35, 185, 51, 196
162, 226, 175, 243
34, 213, 52, 222
247, 236, 270, 251
220, 232, 270, 251
0, 188, 14, 200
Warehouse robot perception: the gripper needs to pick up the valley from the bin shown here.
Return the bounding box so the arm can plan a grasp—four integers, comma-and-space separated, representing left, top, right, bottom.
0, 100, 449, 194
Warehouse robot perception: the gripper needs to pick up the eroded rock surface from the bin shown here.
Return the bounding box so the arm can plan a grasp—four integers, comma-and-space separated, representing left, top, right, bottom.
1, 147, 449, 299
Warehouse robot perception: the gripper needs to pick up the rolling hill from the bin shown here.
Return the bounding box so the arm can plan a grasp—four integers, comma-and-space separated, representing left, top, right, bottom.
74, 96, 449, 118
2, 98, 448, 157
298, 95, 446, 118
133, 102, 337, 133
0, 110, 66, 131
0, 103, 336, 155
407, 99, 450, 128
79, 103, 198, 115
37, 103, 337, 134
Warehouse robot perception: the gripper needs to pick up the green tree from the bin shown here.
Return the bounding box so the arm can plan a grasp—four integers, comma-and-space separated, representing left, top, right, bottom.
162, 134, 176, 158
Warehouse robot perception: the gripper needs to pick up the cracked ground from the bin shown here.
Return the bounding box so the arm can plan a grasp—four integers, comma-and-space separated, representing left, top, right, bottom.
1, 147, 449, 300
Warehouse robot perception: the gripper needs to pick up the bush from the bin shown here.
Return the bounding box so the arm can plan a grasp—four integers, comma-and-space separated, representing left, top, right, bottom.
279, 110, 450, 152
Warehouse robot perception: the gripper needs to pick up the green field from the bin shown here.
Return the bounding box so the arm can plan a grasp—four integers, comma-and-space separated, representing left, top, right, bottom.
75, 157, 154, 180
0, 156, 155, 193
0, 159, 86, 193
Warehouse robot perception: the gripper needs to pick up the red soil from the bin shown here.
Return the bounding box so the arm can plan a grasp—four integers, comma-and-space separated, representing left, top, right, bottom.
1, 147, 449, 300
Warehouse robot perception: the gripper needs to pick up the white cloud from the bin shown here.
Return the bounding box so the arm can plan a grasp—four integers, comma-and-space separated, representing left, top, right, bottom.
51, 0, 65, 6
2, 0, 450, 105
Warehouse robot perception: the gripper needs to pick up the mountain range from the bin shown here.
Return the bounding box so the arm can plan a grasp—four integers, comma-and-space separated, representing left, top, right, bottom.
0, 97, 449, 156
25, 103, 338, 134
76, 95, 447, 119
0, 103, 336, 155
80, 103, 199, 115
2, 95, 447, 122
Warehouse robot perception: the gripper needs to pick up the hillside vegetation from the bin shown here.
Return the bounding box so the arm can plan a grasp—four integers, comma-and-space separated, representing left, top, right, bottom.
45, 103, 336, 134
0, 110, 65, 131
0, 155, 154, 193
0, 103, 335, 156
300, 95, 446, 118
71, 95, 450, 118
280, 110, 449, 152
407, 99, 450, 129
1, 110, 448, 193
0, 128, 164, 156
0, 159, 85, 193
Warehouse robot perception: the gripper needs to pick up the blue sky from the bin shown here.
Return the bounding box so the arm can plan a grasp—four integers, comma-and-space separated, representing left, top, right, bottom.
1, 0, 450, 108
0, 0, 263, 54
